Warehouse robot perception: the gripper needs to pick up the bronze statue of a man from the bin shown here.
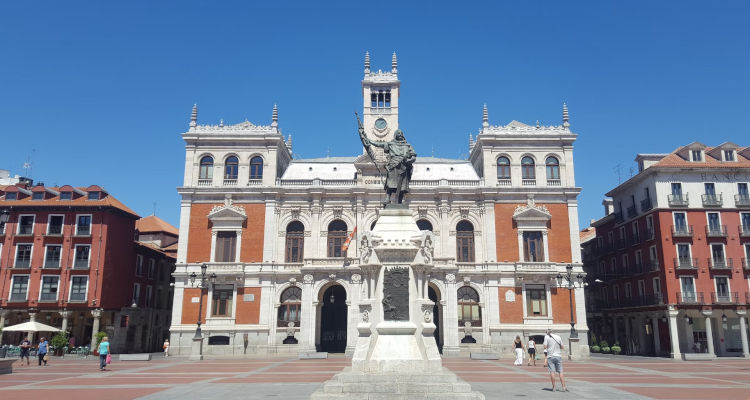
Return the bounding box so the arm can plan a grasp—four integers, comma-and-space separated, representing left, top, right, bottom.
362, 129, 417, 205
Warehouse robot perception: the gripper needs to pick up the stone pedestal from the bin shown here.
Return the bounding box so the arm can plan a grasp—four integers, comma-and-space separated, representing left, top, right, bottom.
567, 337, 581, 360
311, 207, 484, 399
189, 337, 204, 361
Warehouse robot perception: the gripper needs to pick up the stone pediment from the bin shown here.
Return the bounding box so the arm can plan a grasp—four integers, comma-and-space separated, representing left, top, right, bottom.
208, 195, 247, 223
513, 196, 551, 222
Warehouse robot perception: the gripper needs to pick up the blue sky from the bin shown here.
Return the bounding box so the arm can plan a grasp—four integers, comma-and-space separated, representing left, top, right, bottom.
1, 1, 749, 229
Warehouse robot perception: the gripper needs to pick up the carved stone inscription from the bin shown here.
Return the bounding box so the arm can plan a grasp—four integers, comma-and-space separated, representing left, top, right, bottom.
382, 267, 409, 321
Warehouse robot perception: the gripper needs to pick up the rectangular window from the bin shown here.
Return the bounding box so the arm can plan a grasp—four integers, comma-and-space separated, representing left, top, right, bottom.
132, 283, 141, 306
69, 276, 88, 302
742, 213, 750, 233
18, 215, 34, 235
44, 245, 62, 268
60, 192, 72, 201
74, 245, 90, 269
10, 275, 30, 301
673, 212, 687, 230
610, 258, 616, 273
632, 221, 640, 242
613, 285, 620, 300
704, 182, 716, 196
681, 277, 696, 300
212, 285, 234, 317
646, 215, 654, 239
671, 183, 682, 196
39, 276, 59, 301
145, 286, 153, 307
522, 231, 544, 262
622, 254, 629, 271
87, 191, 99, 200
136, 254, 144, 276
76, 215, 92, 235
635, 250, 643, 268
47, 215, 64, 235
739, 183, 749, 197
0, 218, 5, 235
624, 283, 632, 298
691, 150, 702, 161
707, 212, 720, 231
156, 289, 163, 309
148, 259, 155, 279
649, 245, 658, 262
15, 244, 32, 268
652, 277, 661, 296
724, 150, 735, 161
525, 284, 547, 317
677, 243, 691, 265
637, 280, 646, 297
32, 192, 44, 200
215, 231, 237, 262
711, 244, 725, 266
607, 231, 614, 246
715, 276, 730, 299
5, 192, 17, 200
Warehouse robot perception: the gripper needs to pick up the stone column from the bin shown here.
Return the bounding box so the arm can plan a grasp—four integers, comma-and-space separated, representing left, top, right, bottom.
625, 317, 632, 354
90, 309, 102, 351
611, 316, 618, 345
667, 308, 681, 359
442, 274, 460, 356
702, 310, 715, 357
0, 309, 8, 329
636, 315, 646, 355
737, 311, 749, 358
29, 312, 37, 322
651, 313, 661, 355
60, 310, 71, 333
299, 275, 316, 351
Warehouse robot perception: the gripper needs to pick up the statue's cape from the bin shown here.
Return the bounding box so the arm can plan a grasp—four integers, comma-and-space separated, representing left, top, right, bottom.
385, 140, 415, 159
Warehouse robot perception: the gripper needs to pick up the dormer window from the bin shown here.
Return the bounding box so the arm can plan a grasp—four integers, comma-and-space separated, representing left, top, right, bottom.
691, 150, 703, 161
370, 89, 391, 108
60, 192, 72, 201
32, 192, 44, 200
6, 193, 17, 201
87, 191, 100, 200
724, 150, 735, 162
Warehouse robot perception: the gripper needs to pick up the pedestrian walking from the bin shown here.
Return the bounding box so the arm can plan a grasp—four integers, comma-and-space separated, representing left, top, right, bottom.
513, 336, 524, 366
98, 336, 110, 371
543, 329, 568, 392
527, 336, 536, 366
19, 336, 31, 366
37, 337, 49, 366
163, 339, 170, 358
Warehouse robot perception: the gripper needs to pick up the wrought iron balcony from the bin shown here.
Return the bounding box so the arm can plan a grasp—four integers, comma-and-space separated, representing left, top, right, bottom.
671, 225, 693, 237
735, 194, 750, 207
640, 198, 653, 212
710, 292, 738, 304
645, 260, 660, 272
740, 225, 750, 237
677, 291, 704, 304
701, 193, 723, 207
668, 193, 689, 207
708, 257, 733, 270
705, 225, 727, 237
13, 259, 31, 269
626, 206, 637, 219
674, 257, 699, 270
43, 259, 61, 269
73, 260, 90, 269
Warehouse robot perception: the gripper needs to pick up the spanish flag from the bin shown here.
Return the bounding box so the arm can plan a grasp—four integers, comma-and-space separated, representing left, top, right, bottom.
341, 226, 357, 253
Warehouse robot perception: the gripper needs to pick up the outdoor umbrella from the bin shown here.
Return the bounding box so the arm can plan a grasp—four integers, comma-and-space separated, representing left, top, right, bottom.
1, 321, 61, 332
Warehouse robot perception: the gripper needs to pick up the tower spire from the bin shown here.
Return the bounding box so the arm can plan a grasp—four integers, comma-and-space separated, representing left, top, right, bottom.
391, 52, 397, 73
190, 104, 197, 127
482, 104, 489, 128
272, 104, 278, 128
364, 51, 370, 74
287, 134, 293, 153
469, 133, 475, 151
562, 102, 570, 128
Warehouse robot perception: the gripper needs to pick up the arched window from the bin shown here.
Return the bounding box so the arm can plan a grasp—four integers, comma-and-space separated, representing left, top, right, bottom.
285, 221, 304, 263
199, 156, 214, 180
456, 220, 475, 262
250, 156, 264, 179
521, 157, 535, 179
497, 156, 510, 179
417, 219, 433, 232
546, 157, 560, 180
457, 286, 481, 326
278, 286, 301, 327
327, 219, 348, 258
224, 156, 239, 180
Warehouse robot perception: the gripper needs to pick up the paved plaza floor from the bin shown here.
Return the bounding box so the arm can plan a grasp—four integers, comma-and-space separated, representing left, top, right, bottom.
1, 354, 749, 399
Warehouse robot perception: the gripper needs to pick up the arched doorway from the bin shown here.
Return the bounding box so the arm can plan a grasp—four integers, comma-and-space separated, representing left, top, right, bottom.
428, 286, 443, 353
319, 285, 347, 353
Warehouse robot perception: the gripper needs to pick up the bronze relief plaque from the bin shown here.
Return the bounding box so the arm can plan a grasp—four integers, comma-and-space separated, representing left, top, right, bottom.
382, 267, 409, 321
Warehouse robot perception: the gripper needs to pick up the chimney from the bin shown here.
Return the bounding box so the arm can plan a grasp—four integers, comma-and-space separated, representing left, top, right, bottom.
602, 199, 614, 216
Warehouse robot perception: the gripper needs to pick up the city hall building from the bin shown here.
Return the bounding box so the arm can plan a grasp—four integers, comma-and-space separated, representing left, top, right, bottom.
168, 53, 588, 357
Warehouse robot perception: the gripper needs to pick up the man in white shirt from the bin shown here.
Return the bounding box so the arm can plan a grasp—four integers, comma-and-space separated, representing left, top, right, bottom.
543, 328, 568, 392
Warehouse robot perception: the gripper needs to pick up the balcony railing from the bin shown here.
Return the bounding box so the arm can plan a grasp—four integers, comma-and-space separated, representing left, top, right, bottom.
598, 294, 664, 309
73, 260, 90, 269
645, 227, 655, 241
14, 259, 31, 269
223, 179, 238, 186
645, 260, 660, 272
547, 179, 561, 186
39, 293, 57, 302
9, 293, 27, 302
197, 179, 212, 186
701, 193, 723, 207
705, 225, 727, 237
677, 292, 704, 304
668, 193, 689, 207
631, 233, 641, 245
247, 179, 262, 186
641, 198, 653, 212
735, 194, 750, 207
740, 225, 750, 237
671, 225, 693, 237
626, 206, 637, 219
674, 257, 699, 270
521, 179, 536, 186
711, 292, 738, 304
709, 258, 733, 270
497, 178, 511, 186
43, 259, 61, 269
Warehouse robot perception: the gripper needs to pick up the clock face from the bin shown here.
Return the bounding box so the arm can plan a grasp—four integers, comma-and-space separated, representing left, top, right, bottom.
374, 118, 388, 130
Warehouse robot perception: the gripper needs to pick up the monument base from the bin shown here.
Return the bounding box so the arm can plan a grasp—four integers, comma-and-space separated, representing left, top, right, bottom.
310, 367, 485, 400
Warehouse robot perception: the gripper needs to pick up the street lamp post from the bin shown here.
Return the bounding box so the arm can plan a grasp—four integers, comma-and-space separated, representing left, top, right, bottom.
189, 263, 216, 340
557, 264, 584, 339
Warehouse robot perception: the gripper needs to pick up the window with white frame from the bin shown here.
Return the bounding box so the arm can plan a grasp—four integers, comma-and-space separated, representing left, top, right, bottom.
148, 258, 155, 279
632, 221, 640, 242
745, 244, 750, 268
676, 243, 691, 266
706, 212, 721, 233
9, 275, 30, 301
673, 212, 687, 231
60, 191, 72, 201
18, 215, 34, 235
635, 250, 643, 270
610, 257, 616, 273
624, 282, 632, 298
215, 231, 238, 262
75, 215, 92, 235
211, 285, 234, 317
136, 254, 143, 276
47, 215, 64, 235
145, 285, 153, 307
44, 245, 62, 268
724, 150, 735, 162
607, 231, 614, 246
457, 286, 482, 325
741, 212, 750, 234
15, 244, 32, 268
132, 283, 141, 306
74, 245, 90, 269
39, 276, 59, 302
714, 276, 730, 302
739, 183, 749, 198
525, 284, 547, 317
645, 215, 654, 239
652, 277, 661, 297
637, 280, 645, 297
680, 276, 696, 301
691, 150, 703, 161
522, 231, 544, 262
649, 245, 658, 267
0, 217, 5, 235
710, 243, 726, 267
278, 286, 302, 327
613, 285, 620, 300
622, 254, 629, 272
69, 276, 88, 302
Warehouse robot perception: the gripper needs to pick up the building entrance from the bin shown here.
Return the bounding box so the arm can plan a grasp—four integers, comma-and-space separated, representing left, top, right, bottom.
428, 286, 443, 353
319, 285, 347, 353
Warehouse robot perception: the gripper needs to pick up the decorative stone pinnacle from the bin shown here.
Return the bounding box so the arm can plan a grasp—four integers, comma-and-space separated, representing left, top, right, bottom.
469, 133, 475, 150
562, 102, 570, 127
272, 104, 279, 128
219, 118, 224, 127
287, 134, 293, 152
391, 52, 397, 72
364, 51, 370, 73
190, 104, 197, 127
482, 104, 489, 128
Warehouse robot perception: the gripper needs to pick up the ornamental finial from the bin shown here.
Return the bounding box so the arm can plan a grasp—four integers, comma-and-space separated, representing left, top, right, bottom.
364, 51, 370, 73
287, 134, 293, 153
272, 104, 278, 128
190, 104, 197, 127
482, 104, 489, 128
469, 133, 475, 151
391, 52, 398, 72
562, 102, 570, 127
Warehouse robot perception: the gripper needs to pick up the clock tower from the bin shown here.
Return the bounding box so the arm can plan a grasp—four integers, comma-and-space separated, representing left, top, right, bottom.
361, 51, 400, 145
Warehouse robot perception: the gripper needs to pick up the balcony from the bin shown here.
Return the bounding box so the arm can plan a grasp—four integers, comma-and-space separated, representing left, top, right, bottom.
197, 179, 212, 186
711, 292, 738, 304
73, 260, 90, 269
674, 257, 699, 270
43, 260, 61, 269
671, 225, 693, 237
626, 206, 637, 219
521, 179, 536, 186
630, 233, 641, 245
668, 193, 689, 207
223, 179, 238, 186
645, 260, 660, 272
740, 225, 750, 237
735, 194, 750, 207
547, 179, 561, 187
600, 294, 664, 309
701, 194, 723, 207
677, 292, 704, 304
645, 227, 655, 241
708, 257, 733, 270
705, 225, 727, 237
13, 260, 31, 269
497, 178, 511, 187
641, 198, 653, 212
